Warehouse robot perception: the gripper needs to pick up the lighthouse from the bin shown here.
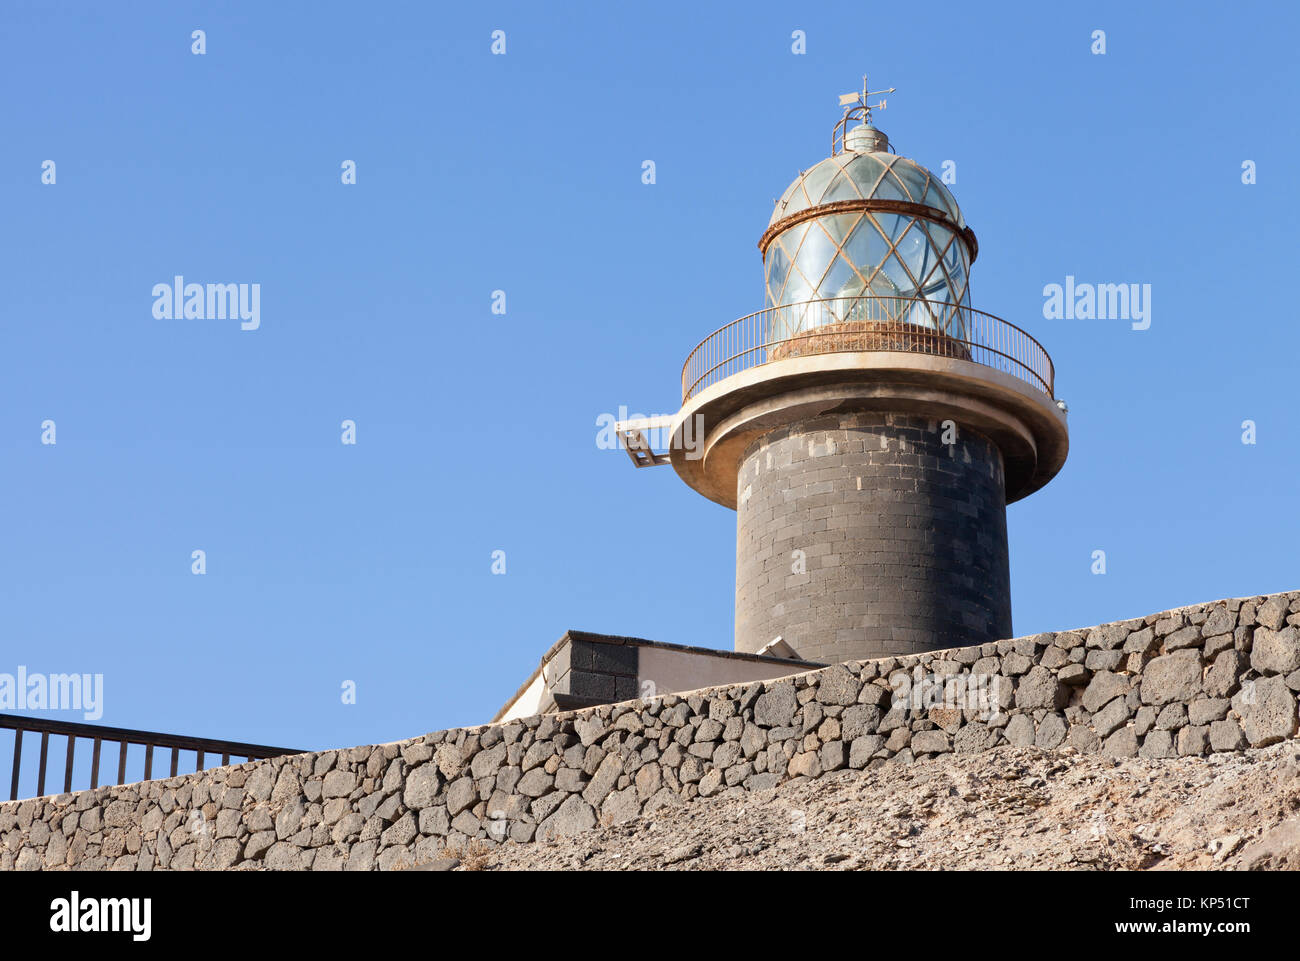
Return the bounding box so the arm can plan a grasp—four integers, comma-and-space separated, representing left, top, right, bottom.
617, 80, 1069, 665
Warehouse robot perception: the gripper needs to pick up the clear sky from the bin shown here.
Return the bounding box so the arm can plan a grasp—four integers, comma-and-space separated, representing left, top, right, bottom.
1, 1, 1297, 785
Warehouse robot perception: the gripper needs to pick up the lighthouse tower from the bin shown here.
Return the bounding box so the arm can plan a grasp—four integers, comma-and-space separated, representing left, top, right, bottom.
618, 81, 1068, 665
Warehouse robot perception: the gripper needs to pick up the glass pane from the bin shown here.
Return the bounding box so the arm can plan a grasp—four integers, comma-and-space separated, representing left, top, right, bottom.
793, 221, 836, 290
816, 253, 864, 303
918, 258, 953, 302
917, 179, 944, 215
874, 177, 911, 203
775, 221, 808, 259
842, 154, 886, 194
876, 211, 911, 245
916, 223, 950, 290
843, 216, 891, 275
905, 299, 942, 330
951, 300, 969, 337
764, 254, 781, 290
766, 302, 794, 342
893, 222, 931, 280
772, 179, 806, 223
818, 212, 858, 247
947, 257, 969, 304
886, 160, 929, 204
765, 241, 790, 306
787, 300, 817, 334
781, 267, 814, 307
924, 179, 963, 226
871, 253, 909, 298
767, 304, 790, 341
799, 160, 841, 208
821, 169, 866, 203
941, 229, 961, 271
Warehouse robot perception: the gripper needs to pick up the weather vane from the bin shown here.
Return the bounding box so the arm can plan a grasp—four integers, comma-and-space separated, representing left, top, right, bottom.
838, 74, 895, 123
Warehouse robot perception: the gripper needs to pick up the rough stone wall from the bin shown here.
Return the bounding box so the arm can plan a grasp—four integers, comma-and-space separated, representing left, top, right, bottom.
3, 589, 1299, 871
735, 411, 1011, 662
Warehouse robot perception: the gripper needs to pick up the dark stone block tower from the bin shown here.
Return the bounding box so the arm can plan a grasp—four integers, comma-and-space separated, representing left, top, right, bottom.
734, 412, 1011, 660
618, 80, 1068, 664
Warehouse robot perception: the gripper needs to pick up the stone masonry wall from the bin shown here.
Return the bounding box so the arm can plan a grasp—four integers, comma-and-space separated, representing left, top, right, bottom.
3, 589, 1300, 871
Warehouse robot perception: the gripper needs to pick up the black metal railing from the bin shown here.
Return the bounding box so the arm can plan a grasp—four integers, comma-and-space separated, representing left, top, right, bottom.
1, 714, 305, 801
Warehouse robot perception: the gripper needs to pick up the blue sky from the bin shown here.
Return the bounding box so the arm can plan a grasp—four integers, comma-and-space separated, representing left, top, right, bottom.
1, 0, 1297, 785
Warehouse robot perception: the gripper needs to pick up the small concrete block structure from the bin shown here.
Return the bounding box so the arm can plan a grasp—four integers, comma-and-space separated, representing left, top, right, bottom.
493, 630, 821, 722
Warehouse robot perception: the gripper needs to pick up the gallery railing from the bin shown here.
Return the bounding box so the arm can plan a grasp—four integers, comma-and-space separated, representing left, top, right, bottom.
681, 296, 1055, 402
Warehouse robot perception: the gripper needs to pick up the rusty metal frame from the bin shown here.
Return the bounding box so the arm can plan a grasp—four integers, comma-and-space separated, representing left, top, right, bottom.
832, 105, 872, 156
760, 198, 978, 263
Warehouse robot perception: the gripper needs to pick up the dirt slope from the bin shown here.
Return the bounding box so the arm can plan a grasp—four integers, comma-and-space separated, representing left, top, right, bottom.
447, 742, 1300, 870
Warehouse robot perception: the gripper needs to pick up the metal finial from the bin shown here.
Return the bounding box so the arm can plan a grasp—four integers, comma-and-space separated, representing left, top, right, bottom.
837, 74, 895, 123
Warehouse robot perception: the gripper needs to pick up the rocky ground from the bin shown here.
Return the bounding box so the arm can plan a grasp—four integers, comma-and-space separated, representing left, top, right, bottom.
433, 741, 1300, 870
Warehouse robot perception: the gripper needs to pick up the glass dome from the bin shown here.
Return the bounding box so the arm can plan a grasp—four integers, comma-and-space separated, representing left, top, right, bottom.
769, 152, 964, 230
763, 146, 972, 342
